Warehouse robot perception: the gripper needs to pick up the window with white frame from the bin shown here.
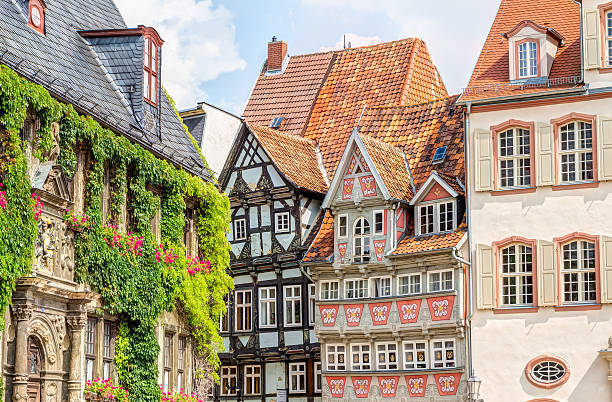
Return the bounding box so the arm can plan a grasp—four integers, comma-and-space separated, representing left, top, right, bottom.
376, 343, 398, 370
428, 270, 453, 292
607, 11, 612, 66
289, 362, 306, 393
398, 273, 421, 295
373, 210, 384, 235
432, 339, 456, 368
284, 285, 302, 326
326, 344, 346, 371
314, 361, 322, 393
320, 281, 339, 300
372, 276, 391, 297
559, 121, 593, 183
501, 244, 533, 306
235, 289, 252, 332
353, 217, 371, 263
404, 341, 428, 370
234, 218, 247, 240
338, 214, 348, 238
418, 201, 455, 235
518, 41, 538, 78
309, 284, 316, 325
498, 128, 531, 188
244, 365, 261, 395
259, 287, 276, 328
562, 240, 597, 303
351, 344, 371, 370
275, 211, 290, 233
85, 318, 96, 381
345, 278, 368, 299
220, 366, 237, 396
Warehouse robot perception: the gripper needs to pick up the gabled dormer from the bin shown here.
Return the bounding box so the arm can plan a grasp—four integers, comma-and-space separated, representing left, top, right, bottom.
503, 20, 565, 82
410, 171, 464, 236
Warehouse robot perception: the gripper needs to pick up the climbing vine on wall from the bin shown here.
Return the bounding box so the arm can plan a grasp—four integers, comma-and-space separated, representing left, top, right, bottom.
0, 65, 233, 401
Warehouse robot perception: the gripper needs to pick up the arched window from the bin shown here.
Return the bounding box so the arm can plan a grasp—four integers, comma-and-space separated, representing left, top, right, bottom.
28, 0, 46, 35
561, 239, 596, 303
559, 121, 593, 183
500, 243, 534, 306
353, 217, 370, 263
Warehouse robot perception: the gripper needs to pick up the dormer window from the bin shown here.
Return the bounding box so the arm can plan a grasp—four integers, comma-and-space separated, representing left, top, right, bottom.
416, 200, 455, 235
28, 0, 46, 35
517, 40, 538, 78
144, 36, 159, 105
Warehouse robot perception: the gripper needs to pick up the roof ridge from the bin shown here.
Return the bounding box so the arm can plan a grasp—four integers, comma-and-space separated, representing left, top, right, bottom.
365, 95, 458, 110
247, 122, 317, 146
283, 37, 419, 60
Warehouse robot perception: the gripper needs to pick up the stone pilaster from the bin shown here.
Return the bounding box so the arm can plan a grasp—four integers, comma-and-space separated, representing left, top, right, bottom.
11, 304, 33, 401
67, 314, 87, 402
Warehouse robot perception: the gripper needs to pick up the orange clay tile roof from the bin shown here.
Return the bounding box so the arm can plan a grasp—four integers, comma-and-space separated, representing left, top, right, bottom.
391, 225, 467, 256
460, 0, 581, 102
358, 96, 464, 190
303, 211, 334, 263
243, 52, 336, 136
358, 133, 413, 201
304, 38, 448, 177
248, 124, 328, 194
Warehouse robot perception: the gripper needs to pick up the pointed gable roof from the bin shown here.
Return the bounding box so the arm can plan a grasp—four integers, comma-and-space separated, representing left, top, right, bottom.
248, 124, 328, 194
304, 38, 448, 177
460, 0, 581, 102
302, 211, 334, 263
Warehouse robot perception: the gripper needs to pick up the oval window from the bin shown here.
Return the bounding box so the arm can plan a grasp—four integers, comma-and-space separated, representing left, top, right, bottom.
525, 356, 570, 389
31, 6, 41, 27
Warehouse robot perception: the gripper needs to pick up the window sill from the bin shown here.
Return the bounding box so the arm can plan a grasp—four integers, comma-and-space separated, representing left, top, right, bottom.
552, 181, 599, 191
554, 304, 602, 311
598, 66, 612, 74
493, 306, 538, 314
491, 187, 536, 196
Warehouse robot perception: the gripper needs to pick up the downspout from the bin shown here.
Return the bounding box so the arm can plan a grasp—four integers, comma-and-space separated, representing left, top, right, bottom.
573, 0, 585, 87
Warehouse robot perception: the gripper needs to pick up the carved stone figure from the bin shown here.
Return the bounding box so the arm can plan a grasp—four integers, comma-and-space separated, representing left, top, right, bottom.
48, 122, 61, 163
34, 217, 55, 275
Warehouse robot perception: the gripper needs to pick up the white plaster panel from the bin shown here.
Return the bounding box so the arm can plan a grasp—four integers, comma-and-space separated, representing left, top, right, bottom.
285, 199, 294, 207
236, 207, 245, 216
281, 268, 301, 279
276, 232, 295, 251
267, 165, 285, 187
224, 171, 237, 194
261, 204, 271, 226
230, 242, 244, 257
242, 167, 262, 190
274, 201, 283, 209
196, 104, 241, 176
284, 330, 303, 346
249, 207, 259, 229
259, 332, 278, 348
237, 149, 247, 167
222, 336, 230, 352
265, 362, 285, 394
251, 233, 262, 257
226, 224, 234, 242
257, 271, 276, 282
238, 335, 250, 346
309, 329, 317, 343
257, 148, 270, 162
262, 231, 272, 254
234, 275, 252, 285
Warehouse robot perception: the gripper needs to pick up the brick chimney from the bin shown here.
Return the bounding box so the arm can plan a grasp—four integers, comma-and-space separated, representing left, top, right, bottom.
267, 36, 287, 72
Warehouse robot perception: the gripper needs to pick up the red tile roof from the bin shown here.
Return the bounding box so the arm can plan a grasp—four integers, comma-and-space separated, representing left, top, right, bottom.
243, 52, 335, 136
248, 124, 328, 194
392, 225, 467, 256
461, 0, 581, 102
302, 211, 334, 263
304, 38, 448, 176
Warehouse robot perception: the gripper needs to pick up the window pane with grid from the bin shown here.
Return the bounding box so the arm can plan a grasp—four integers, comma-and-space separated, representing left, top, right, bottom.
432, 340, 455, 368
501, 245, 534, 305
346, 279, 368, 299
309, 284, 316, 325
86, 318, 96, 355
259, 287, 276, 327
178, 337, 186, 370
374, 211, 384, 234
399, 274, 421, 295
376, 343, 398, 370
321, 281, 339, 300
351, 344, 371, 370
439, 201, 454, 232
315, 362, 322, 392
245, 365, 261, 395
235, 290, 252, 331
404, 341, 428, 369
327, 345, 346, 371
609, 12, 612, 65
276, 212, 290, 232
221, 366, 237, 396
560, 122, 593, 183
499, 128, 531, 188
285, 285, 302, 326
420, 205, 434, 234
374, 277, 391, 297
429, 271, 453, 292
562, 240, 597, 303
339, 215, 347, 237
289, 363, 306, 393
353, 218, 371, 263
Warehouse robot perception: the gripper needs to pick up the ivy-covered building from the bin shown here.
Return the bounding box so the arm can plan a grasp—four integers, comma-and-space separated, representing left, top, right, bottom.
0, 1, 231, 401
216, 37, 448, 401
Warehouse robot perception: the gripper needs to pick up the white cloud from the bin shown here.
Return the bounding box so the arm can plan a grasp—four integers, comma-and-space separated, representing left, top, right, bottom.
319, 33, 382, 52
114, 0, 247, 108
302, 0, 500, 95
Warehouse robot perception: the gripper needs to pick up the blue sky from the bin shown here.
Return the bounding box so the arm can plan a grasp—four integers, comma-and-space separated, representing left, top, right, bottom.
115, 0, 501, 114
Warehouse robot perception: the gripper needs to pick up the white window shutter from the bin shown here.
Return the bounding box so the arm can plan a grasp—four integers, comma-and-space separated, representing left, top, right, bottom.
584, 10, 601, 69
538, 241, 557, 306
477, 244, 495, 309
598, 117, 612, 181
600, 236, 612, 303
535, 123, 554, 186
475, 129, 493, 191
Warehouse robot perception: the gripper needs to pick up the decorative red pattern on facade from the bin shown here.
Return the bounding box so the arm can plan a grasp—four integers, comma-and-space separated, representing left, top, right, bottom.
342, 179, 354, 200
337, 243, 347, 264
368, 302, 392, 325
396, 299, 422, 324
434, 372, 462, 396
373, 240, 386, 262
405, 374, 428, 397
359, 175, 377, 197
423, 182, 452, 202
427, 295, 455, 321
327, 376, 346, 398
378, 376, 400, 398
344, 304, 364, 327
351, 376, 372, 398
319, 305, 339, 327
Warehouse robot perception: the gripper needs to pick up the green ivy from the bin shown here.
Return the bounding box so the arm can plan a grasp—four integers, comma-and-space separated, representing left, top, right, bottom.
0, 65, 233, 400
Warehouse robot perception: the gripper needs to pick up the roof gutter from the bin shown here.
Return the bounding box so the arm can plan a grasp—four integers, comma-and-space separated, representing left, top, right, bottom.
457, 86, 585, 107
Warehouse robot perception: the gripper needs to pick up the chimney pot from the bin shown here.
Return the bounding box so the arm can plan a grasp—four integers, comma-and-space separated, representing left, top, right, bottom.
267, 38, 287, 72
272, 36, 277, 42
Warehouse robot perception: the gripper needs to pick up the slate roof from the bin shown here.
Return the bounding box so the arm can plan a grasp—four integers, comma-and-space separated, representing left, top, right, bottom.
460, 0, 581, 102
248, 124, 328, 194
391, 225, 467, 256
304, 38, 448, 177
302, 211, 334, 263
183, 114, 207, 146
243, 52, 336, 136
0, 1, 209, 179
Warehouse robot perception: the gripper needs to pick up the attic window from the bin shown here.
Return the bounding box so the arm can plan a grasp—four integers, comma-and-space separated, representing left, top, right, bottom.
144, 36, 158, 105
517, 40, 538, 78
432, 146, 447, 164
28, 0, 45, 35
269, 117, 284, 128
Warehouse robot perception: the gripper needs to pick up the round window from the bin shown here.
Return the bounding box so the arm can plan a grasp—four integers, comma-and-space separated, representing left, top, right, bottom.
525, 356, 570, 389
31, 6, 42, 27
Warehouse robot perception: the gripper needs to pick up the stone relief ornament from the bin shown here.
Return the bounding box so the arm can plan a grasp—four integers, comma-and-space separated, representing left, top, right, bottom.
59, 222, 74, 273
51, 315, 66, 348
46, 382, 58, 402
34, 216, 55, 274
11, 305, 33, 321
